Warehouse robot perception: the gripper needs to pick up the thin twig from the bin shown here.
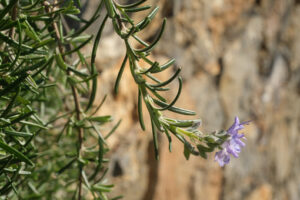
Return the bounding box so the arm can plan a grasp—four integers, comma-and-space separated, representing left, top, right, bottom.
9, 3, 18, 38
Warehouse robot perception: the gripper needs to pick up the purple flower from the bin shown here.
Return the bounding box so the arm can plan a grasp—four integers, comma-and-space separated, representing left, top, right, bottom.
215, 117, 249, 167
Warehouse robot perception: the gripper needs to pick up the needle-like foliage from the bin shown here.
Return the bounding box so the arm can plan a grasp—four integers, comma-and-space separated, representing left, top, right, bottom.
0, 0, 121, 199
0, 0, 245, 199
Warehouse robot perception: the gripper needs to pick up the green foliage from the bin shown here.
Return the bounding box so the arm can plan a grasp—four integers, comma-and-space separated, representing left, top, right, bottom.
0, 0, 229, 199
105, 0, 228, 161
0, 0, 118, 199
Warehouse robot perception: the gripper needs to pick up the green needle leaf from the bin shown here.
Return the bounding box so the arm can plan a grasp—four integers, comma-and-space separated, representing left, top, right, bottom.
116, 0, 147, 8
158, 77, 182, 111
153, 99, 196, 115
0, 140, 34, 166
138, 88, 146, 131
86, 14, 109, 111
114, 55, 128, 94
135, 18, 166, 53
151, 120, 159, 160
149, 68, 181, 88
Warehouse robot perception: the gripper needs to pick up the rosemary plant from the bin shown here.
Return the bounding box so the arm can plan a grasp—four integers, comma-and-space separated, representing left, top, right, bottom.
0, 0, 249, 199
105, 0, 232, 161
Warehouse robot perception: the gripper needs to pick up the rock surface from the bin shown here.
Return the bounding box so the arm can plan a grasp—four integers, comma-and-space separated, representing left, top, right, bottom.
80, 0, 300, 199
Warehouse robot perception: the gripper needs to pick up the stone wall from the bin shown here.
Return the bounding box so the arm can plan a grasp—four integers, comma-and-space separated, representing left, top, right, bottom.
80, 0, 300, 199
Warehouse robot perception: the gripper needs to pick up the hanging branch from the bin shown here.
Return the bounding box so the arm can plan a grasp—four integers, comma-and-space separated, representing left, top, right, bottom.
104, 0, 233, 160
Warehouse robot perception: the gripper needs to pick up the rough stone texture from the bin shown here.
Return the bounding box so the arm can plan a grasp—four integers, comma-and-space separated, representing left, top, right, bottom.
79, 0, 300, 199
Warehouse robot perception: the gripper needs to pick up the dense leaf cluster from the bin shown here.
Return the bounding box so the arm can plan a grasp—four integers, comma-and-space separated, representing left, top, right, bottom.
0, 0, 120, 199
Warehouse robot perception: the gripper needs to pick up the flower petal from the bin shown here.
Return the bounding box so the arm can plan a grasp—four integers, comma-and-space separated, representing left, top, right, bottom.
215, 117, 249, 166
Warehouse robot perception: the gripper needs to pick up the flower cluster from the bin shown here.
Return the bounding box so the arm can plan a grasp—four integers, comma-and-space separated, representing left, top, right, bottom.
215, 117, 249, 167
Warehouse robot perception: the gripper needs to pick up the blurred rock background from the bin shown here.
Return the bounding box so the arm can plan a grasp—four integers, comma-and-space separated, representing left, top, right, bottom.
73, 0, 300, 199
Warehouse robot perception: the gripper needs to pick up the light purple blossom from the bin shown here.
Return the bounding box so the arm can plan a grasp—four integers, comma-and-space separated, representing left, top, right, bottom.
215, 117, 249, 167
